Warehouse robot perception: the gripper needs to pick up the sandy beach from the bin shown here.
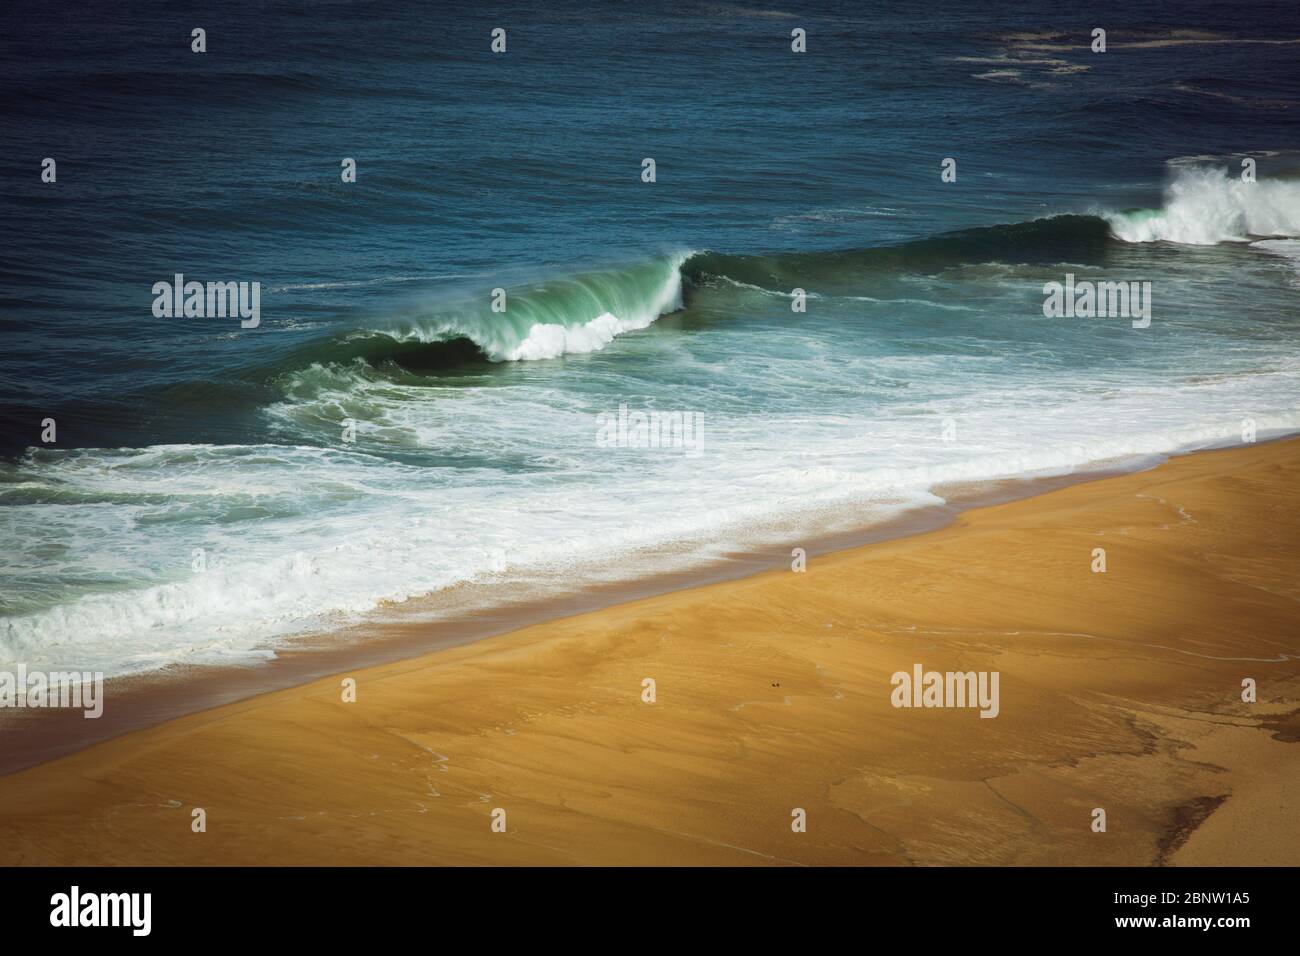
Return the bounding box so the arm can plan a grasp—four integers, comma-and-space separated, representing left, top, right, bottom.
1, 438, 1297, 866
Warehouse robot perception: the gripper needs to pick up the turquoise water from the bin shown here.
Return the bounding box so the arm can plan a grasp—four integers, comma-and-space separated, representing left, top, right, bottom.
2, 1, 1299, 675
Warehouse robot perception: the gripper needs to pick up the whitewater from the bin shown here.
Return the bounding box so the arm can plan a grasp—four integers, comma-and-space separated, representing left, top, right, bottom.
3, 168, 1300, 677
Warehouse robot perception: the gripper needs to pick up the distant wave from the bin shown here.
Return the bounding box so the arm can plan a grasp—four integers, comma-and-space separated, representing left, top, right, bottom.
682, 214, 1114, 293
262, 181, 1300, 389
270, 274, 474, 293
1105, 166, 1300, 245
261, 216, 1120, 384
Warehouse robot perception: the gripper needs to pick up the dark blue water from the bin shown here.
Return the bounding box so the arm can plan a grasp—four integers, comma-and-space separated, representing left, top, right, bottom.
2, 0, 1299, 676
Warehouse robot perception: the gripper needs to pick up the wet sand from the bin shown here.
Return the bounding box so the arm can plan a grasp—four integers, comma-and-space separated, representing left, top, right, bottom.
1, 438, 1297, 865
0, 462, 1117, 778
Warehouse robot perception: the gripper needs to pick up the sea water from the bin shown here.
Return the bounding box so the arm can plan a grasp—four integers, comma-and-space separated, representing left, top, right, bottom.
2, 0, 1298, 675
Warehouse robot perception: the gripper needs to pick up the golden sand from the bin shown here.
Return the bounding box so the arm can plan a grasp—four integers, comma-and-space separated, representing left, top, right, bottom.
1, 439, 1298, 866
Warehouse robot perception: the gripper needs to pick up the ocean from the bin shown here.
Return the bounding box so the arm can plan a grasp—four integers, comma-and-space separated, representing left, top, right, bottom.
2, 0, 1299, 678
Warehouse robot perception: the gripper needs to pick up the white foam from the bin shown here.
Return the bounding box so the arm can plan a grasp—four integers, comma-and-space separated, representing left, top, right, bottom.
6, 359, 1300, 679
504, 258, 684, 361
270, 274, 472, 293
1252, 238, 1300, 275
366, 254, 687, 363
504, 301, 671, 361
1106, 167, 1300, 244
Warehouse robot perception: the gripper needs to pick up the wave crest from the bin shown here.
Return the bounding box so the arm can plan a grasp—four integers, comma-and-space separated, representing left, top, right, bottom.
1106, 167, 1300, 244
381, 254, 686, 363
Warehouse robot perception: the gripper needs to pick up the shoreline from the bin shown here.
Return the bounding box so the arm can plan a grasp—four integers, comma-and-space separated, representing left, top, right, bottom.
1, 436, 1298, 865
0, 442, 1202, 778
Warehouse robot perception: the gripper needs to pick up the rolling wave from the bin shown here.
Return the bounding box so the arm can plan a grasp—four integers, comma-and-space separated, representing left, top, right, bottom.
273, 254, 687, 374
270, 215, 1118, 384
262, 181, 1300, 393
683, 214, 1114, 293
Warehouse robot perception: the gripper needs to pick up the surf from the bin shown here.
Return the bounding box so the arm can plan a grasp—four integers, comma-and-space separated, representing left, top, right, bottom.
1105, 166, 1300, 244
255, 198, 1289, 398
268, 214, 1119, 384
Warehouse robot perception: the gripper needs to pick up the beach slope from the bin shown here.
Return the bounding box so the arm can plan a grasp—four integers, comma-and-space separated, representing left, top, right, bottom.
1, 440, 1298, 866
